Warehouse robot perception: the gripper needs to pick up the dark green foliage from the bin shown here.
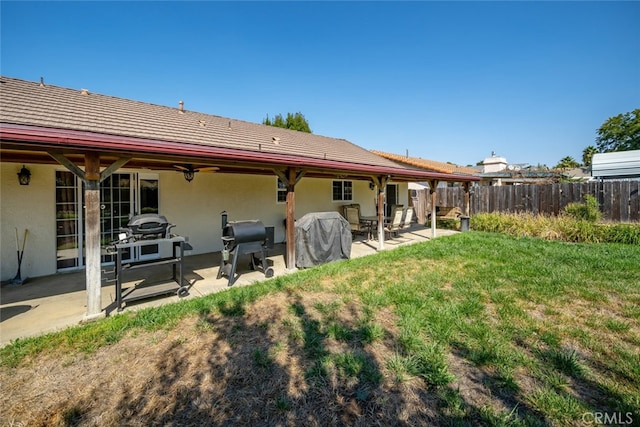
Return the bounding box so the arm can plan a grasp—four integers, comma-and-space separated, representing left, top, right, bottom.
554, 156, 580, 169
582, 145, 599, 167
544, 348, 588, 378
596, 108, 640, 152
263, 112, 312, 133
275, 396, 291, 411
563, 195, 601, 222
600, 223, 640, 245
406, 343, 455, 387
253, 348, 273, 368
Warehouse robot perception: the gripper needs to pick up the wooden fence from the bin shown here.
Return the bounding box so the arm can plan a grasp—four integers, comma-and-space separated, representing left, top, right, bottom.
411, 180, 640, 223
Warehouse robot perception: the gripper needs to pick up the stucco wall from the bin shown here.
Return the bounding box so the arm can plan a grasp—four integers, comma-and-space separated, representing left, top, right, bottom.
0, 162, 407, 280
159, 172, 383, 255
1, 163, 57, 281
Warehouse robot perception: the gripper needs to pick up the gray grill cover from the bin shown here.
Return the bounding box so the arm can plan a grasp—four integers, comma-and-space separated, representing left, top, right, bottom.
295, 212, 352, 268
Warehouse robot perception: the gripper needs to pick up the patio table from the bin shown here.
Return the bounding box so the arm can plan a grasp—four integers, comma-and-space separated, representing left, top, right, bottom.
360, 216, 391, 239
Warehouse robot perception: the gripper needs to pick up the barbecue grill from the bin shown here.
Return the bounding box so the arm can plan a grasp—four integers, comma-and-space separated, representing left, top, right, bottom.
104, 213, 192, 311
120, 213, 176, 242
217, 212, 274, 286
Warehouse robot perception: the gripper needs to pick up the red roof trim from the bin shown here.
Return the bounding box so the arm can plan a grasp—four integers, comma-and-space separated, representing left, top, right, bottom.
0, 123, 480, 182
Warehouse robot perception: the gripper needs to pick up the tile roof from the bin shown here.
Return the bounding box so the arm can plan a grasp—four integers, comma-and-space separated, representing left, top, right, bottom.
0, 76, 401, 169
370, 150, 478, 176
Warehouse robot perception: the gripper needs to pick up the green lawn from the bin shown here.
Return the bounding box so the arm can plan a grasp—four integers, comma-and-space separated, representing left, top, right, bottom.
2, 232, 639, 426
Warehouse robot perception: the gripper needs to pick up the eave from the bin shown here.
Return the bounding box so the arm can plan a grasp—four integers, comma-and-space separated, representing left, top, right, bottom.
1, 123, 480, 183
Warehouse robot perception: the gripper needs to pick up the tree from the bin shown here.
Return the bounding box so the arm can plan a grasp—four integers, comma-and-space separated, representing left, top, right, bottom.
595, 109, 640, 152
263, 112, 312, 133
555, 156, 580, 169
582, 145, 599, 167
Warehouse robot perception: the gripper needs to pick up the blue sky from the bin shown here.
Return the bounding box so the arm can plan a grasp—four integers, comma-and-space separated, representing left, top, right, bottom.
1, 1, 638, 168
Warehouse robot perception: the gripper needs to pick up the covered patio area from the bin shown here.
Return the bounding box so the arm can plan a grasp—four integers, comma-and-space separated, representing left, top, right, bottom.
1, 226, 458, 347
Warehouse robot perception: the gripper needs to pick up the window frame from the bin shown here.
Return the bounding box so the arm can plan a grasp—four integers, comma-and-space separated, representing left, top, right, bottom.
276, 177, 287, 204
332, 180, 353, 202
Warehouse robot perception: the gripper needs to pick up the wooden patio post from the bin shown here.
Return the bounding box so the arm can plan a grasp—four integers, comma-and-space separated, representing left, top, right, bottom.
274, 167, 305, 269
376, 175, 389, 250
84, 152, 102, 320
48, 152, 130, 320
463, 181, 471, 216
429, 179, 439, 238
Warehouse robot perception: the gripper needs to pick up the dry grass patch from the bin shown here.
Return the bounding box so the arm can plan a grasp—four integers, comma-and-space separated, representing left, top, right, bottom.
1, 291, 421, 426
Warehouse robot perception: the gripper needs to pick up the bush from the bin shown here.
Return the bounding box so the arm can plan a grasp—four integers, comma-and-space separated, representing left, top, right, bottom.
428, 218, 460, 230
557, 217, 602, 243
600, 223, 640, 245
470, 211, 639, 244
563, 195, 601, 223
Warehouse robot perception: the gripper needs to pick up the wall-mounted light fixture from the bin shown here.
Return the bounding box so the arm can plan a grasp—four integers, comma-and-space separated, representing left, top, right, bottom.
369, 182, 375, 190
17, 165, 31, 185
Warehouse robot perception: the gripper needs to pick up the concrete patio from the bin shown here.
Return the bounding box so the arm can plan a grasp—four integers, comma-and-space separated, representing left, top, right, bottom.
1, 226, 457, 347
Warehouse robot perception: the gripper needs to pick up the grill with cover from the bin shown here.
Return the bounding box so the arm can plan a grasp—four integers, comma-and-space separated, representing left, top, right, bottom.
217, 212, 274, 286
295, 211, 352, 268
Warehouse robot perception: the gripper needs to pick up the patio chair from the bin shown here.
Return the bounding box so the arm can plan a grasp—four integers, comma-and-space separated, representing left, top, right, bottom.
342, 203, 361, 219
345, 207, 371, 239
401, 206, 414, 229
384, 206, 404, 239
389, 204, 404, 217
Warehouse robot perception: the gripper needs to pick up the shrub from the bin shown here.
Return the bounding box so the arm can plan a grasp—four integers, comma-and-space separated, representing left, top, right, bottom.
429, 218, 459, 230
470, 211, 639, 244
563, 195, 601, 223
557, 217, 602, 243
600, 223, 640, 245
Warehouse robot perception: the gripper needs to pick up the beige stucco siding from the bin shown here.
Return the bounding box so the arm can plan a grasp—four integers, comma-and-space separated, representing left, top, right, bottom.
1, 163, 57, 281
160, 173, 387, 255
1, 162, 407, 281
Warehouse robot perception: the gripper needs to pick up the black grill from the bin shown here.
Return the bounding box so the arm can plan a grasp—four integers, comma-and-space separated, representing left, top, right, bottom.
122, 214, 175, 241
217, 212, 273, 286
222, 220, 267, 248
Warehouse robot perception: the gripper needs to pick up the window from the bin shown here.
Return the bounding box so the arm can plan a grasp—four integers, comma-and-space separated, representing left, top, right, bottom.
276, 178, 287, 203
332, 180, 353, 202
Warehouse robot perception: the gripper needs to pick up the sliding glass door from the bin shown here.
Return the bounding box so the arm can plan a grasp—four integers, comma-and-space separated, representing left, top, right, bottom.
136, 173, 160, 261
55, 171, 81, 269
55, 171, 159, 271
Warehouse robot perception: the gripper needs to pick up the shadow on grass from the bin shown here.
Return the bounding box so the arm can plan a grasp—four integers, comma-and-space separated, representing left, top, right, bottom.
287, 295, 385, 425
40, 290, 397, 425
440, 335, 639, 426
